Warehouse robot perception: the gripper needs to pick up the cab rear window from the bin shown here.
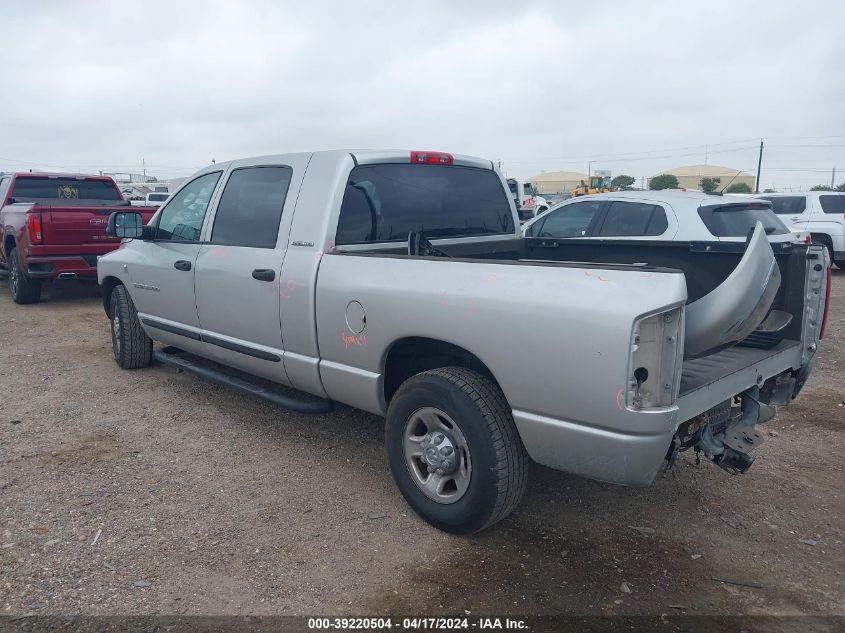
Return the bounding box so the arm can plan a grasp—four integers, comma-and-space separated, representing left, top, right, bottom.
698, 204, 789, 237
336, 164, 514, 245
11, 177, 122, 201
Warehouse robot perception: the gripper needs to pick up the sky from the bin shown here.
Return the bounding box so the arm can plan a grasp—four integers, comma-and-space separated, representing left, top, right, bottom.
1, 0, 843, 191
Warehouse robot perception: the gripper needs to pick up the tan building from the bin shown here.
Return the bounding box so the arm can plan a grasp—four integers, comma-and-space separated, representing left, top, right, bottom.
527, 170, 590, 194
651, 164, 756, 191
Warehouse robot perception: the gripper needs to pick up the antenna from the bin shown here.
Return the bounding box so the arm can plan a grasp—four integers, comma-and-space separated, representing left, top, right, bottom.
719, 168, 742, 194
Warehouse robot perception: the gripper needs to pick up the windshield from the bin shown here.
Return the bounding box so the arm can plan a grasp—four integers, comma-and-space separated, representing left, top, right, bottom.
11, 177, 122, 201
336, 164, 514, 244
698, 203, 790, 237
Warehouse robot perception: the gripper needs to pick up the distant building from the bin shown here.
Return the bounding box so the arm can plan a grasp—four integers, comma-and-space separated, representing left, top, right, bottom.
650, 164, 755, 191
103, 171, 157, 184
527, 170, 590, 194
113, 177, 186, 201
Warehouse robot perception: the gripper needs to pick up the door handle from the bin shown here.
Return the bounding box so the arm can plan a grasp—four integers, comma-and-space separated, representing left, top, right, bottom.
174, 260, 192, 271
790, 217, 801, 221
252, 269, 275, 282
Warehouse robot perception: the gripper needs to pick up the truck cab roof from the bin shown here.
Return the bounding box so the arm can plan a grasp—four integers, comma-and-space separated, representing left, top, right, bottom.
196, 150, 496, 176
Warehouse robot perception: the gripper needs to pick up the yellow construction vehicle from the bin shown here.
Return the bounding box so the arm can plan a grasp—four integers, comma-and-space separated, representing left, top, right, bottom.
571, 175, 610, 197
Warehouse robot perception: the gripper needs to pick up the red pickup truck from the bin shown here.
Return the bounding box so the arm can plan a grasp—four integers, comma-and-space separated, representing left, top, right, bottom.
0, 173, 156, 304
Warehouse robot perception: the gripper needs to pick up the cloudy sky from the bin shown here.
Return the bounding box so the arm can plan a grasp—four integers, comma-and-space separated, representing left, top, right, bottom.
1, 0, 843, 190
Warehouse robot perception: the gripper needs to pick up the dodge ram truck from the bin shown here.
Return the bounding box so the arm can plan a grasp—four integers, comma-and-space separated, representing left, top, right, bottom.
0, 172, 157, 303
97, 150, 830, 534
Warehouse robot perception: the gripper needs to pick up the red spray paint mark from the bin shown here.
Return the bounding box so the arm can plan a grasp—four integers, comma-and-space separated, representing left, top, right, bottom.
468, 299, 477, 316
639, 273, 654, 278
342, 332, 367, 349
280, 278, 296, 299
615, 388, 625, 410
439, 292, 449, 307
484, 273, 497, 284
208, 246, 228, 259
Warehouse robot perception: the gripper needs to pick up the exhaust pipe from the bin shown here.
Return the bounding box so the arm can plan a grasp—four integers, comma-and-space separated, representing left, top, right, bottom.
57, 272, 77, 279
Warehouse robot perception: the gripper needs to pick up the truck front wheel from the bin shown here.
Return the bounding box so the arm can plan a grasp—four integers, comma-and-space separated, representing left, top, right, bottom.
8, 247, 42, 304
109, 284, 153, 369
385, 367, 528, 534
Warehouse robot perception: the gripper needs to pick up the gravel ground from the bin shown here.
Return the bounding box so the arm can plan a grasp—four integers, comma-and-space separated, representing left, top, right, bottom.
0, 271, 843, 617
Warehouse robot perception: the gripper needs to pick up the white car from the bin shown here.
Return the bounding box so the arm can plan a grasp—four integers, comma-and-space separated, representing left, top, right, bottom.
751, 192, 845, 269
130, 192, 171, 207
522, 190, 806, 245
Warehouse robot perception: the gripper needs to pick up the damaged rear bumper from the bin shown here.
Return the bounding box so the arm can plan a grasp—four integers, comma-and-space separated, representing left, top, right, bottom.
671, 386, 775, 475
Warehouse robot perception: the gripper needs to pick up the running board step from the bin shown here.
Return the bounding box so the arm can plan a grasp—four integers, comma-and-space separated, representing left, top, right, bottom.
153, 347, 334, 414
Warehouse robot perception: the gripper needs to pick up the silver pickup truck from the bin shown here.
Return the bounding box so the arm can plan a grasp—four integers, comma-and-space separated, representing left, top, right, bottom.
98, 150, 831, 534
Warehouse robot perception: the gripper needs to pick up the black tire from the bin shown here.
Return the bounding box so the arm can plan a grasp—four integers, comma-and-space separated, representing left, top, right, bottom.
109, 284, 153, 369
386, 367, 528, 534
8, 247, 42, 304
835, 260, 845, 270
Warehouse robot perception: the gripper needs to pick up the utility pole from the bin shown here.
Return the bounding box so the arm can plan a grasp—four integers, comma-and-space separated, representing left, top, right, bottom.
588, 161, 592, 179
754, 139, 763, 193
142, 158, 146, 178
831, 167, 836, 189
704, 144, 708, 166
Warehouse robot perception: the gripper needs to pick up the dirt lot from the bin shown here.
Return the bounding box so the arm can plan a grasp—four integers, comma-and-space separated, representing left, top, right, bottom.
0, 272, 843, 618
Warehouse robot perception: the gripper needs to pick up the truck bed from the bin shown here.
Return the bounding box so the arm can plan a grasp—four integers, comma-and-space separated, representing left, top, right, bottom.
679, 339, 800, 396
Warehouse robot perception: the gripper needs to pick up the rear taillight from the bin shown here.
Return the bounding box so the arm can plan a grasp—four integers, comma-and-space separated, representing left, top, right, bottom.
628, 306, 684, 409
804, 234, 812, 245
820, 265, 832, 339
26, 213, 43, 245
410, 151, 453, 165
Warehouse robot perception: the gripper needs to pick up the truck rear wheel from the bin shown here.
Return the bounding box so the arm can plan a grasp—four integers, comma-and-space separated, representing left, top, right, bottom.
109, 284, 152, 369
8, 247, 42, 304
385, 367, 528, 534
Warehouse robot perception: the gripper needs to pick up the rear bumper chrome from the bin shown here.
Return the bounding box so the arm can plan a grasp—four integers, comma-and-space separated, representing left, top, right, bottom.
25, 255, 98, 278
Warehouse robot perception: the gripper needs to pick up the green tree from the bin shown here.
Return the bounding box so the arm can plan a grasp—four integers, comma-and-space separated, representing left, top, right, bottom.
763, 188, 776, 193
611, 175, 635, 190
699, 177, 721, 193
810, 184, 833, 191
725, 182, 752, 193
649, 174, 679, 190
836, 183, 845, 192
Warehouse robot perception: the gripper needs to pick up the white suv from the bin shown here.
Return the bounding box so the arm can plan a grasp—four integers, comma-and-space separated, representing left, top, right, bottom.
752, 192, 845, 269
522, 190, 803, 245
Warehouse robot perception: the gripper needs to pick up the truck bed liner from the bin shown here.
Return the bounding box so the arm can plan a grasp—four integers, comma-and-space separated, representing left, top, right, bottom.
680, 339, 799, 396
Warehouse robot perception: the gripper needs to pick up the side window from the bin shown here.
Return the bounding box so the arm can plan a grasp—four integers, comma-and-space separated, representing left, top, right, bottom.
211, 166, 293, 248
819, 195, 845, 214
155, 171, 222, 242
598, 201, 668, 237
0, 177, 10, 203
760, 196, 806, 215
533, 201, 602, 238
